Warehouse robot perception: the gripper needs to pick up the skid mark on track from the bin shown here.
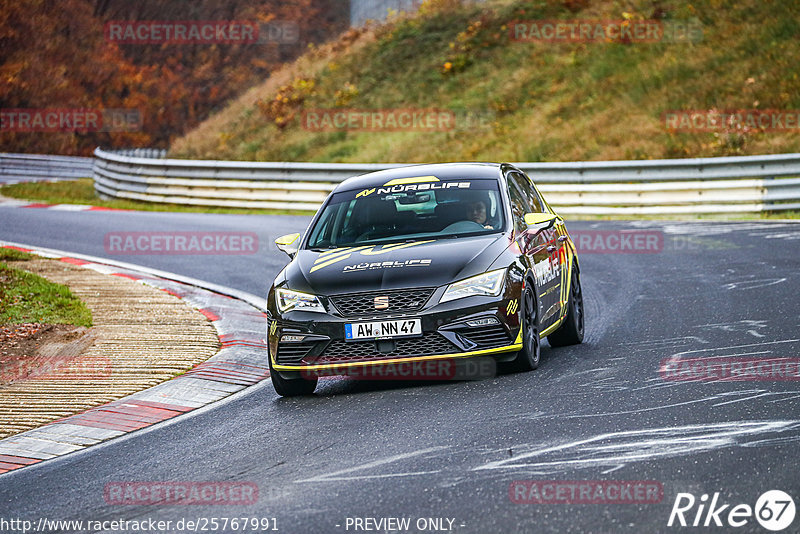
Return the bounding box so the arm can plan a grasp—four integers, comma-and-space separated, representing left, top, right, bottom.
631, 377, 695, 391
695, 320, 768, 338
663, 338, 800, 365
709, 390, 800, 407
712, 391, 776, 407
290, 416, 800, 486
522, 389, 800, 421
473, 420, 800, 474
770, 393, 800, 403
762, 231, 800, 240
723, 277, 787, 290
294, 446, 449, 483
577, 376, 629, 392
615, 336, 709, 353
557, 394, 729, 419
632, 221, 794, 237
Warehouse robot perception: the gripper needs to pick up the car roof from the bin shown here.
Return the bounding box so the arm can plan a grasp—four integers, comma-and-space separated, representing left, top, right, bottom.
335, 162, 507, 192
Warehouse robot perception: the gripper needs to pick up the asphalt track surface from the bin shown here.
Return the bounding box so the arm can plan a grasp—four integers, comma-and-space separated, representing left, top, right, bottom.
1, 206, 799, 533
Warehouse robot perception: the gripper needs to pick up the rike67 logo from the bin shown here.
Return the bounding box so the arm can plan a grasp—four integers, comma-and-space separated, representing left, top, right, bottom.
668, 490, 795, 531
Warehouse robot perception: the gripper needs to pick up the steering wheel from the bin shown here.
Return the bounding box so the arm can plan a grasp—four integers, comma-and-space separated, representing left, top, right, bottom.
442, 220, 486, 234
355, 227, 387, 242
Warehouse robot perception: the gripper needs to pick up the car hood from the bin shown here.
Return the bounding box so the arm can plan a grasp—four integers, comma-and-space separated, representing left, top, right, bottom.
283, 234, 510, 295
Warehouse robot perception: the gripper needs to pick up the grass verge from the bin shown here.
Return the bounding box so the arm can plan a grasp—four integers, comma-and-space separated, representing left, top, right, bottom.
0, 254, 93, 326
0, 248, 33, 262
0, 179, 315, 216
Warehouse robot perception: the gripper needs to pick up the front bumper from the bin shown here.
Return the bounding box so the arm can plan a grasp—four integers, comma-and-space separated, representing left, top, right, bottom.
268, 288, 522, 372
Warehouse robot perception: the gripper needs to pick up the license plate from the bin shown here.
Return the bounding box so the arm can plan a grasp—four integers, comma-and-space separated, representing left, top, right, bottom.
344, 318, 422, 341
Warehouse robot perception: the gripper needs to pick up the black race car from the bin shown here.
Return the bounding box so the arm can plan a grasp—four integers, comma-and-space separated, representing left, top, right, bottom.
267, 163, 583, 396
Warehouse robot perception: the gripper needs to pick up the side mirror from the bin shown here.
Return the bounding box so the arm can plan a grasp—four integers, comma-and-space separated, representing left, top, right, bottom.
524, 212, 559, 234
275, 233, 301, 258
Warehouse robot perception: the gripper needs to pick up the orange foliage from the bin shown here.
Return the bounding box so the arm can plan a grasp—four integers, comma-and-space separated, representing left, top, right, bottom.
0, 0, 347, 154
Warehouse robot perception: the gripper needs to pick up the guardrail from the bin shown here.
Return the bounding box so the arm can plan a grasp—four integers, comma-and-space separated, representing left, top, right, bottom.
1, 153, 94, 181
92, 148, 800, 215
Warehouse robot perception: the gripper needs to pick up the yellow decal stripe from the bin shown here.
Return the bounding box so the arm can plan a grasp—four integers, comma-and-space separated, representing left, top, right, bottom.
551, 243, 574, 332
315, 245, 371, 261
311, 242, 431, 273
359, 240, 433, 256
540, 320, 562, 337
562, 247, 573, 311
311, 253, 354, 273
318, 246, 352, 258
506, 299, 519, 315
514, 327, 523, 344
383, 176, 439, 186
356, 188, 376, 198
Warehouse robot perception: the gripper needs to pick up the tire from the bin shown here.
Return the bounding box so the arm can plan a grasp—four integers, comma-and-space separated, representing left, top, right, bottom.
268, 354, 317, 396
507, 285, 540, 372
547, 262, 584, 347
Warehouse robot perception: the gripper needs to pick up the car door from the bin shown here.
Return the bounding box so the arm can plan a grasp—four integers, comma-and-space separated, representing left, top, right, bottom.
506, 171, 560, 331
529, 177, 571, 319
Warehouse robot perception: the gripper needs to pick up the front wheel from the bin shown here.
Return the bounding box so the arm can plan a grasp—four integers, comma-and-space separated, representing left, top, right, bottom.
507, 286, 540, 372
547, 263, 584, 347
268, 355, 317, 397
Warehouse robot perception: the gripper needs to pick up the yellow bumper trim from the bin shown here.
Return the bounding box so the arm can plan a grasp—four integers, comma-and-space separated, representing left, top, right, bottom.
272, 342, 523, 371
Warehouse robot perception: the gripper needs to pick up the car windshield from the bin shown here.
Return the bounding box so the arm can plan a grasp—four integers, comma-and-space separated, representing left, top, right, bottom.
306, 178, 506, 249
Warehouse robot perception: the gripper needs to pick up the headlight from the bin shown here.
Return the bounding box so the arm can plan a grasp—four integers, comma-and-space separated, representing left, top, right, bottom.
440, 269, 506, 303
276, 288, 326, 313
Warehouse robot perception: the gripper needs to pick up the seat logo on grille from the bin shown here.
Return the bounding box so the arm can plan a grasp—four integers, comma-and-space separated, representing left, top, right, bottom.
374, 296, 390, 310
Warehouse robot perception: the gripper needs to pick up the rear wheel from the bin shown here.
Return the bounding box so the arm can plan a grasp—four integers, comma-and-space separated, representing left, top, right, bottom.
269, 355, 317, 397
508, 285, 540, 372
547, 263, 584, 347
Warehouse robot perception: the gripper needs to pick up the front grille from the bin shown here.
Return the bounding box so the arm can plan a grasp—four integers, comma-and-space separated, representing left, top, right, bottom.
460, 325, 511, 349
276, 342, 317, 364
315, 332, 457, 364
329, 288, 434, 317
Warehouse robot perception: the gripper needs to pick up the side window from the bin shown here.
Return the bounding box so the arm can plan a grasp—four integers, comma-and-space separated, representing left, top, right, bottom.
511, 171, 544, 213
506, 174, 531, 233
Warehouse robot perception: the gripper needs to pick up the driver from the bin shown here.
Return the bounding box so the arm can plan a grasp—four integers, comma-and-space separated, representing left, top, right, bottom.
466, 199, 494, 229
